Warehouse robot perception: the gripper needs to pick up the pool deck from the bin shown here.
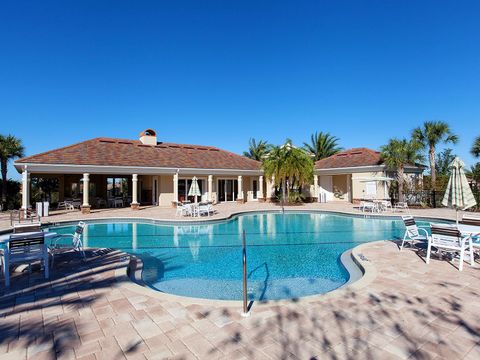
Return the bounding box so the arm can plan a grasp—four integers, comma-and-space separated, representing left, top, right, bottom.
1, 204, 479, 359
1, 240, 479, 360
0, 202, 464, 232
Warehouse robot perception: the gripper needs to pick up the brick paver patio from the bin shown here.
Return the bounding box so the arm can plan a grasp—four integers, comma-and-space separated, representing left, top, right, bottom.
1, 238, 479, 360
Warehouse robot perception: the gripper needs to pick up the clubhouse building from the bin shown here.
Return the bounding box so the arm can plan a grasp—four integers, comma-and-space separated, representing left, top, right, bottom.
14, 129, 424, 212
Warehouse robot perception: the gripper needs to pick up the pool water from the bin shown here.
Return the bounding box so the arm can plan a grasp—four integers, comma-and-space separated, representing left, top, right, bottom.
48, 212, 432, 300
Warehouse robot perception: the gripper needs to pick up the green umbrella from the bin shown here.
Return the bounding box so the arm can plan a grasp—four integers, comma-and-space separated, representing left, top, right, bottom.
442, 157, 477, 224
188, 176, 202, 203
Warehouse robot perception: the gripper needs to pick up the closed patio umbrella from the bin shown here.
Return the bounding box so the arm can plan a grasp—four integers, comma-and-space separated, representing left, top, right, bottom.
188, 176, 202, 203
442, 157, 477, 224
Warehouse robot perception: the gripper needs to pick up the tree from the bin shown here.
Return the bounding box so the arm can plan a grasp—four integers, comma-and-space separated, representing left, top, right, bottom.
262, 139, 314, 207
472, 136, 480, 158
380, 138, 424, 202
435, 148, 456, 177
303, 131, 342, 161
0, 134, 25, 210
412, 121, 458, 188
243, 138, 271, 161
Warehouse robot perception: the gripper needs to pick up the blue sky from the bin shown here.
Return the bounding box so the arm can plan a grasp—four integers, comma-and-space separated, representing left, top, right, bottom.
1, 1, 479, 179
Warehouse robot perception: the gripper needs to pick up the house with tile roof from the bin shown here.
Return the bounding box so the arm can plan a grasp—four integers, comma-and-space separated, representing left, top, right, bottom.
14, 129, 268, 212
312, 148, 424, 203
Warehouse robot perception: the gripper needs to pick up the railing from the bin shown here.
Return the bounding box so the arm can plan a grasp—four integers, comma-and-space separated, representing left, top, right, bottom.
242, 229, 249, 317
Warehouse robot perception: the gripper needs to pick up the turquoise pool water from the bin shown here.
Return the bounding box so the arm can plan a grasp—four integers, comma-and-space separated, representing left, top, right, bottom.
47, 212, 433, 300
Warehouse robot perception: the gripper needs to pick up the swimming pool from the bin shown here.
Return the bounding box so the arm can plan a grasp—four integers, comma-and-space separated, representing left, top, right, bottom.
47, 212, 433, 301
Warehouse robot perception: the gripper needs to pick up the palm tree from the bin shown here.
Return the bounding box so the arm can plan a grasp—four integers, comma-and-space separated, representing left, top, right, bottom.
380, 138, 424, 202
243, 138, 271, 161
303, 131, 342, 161
262, 139, 313, 207
471, 136, 480, 158
412, 121, 458, 188
0, 134, 25, 210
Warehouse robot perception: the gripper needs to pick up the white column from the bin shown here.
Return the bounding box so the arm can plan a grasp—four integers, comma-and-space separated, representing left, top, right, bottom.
237, 175, 243, 200
266, 176, 275, 200
313, 175, 319, 198
21, 166, 29, 213
258, 175, 264, 199
131, 174, 139, 208
208, 175, 213, 202
82, 173, 90, 207
173, 172, 179, 204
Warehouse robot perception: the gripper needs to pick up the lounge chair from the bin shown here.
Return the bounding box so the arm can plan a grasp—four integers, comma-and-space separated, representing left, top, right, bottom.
3, 232, 49, 287
400, 215, 429, 250
49, 222, 86, 268
57, 201, 75, 211
427, 224, 474, 271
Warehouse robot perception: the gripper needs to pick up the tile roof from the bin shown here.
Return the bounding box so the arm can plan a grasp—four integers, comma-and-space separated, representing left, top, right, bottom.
315, 148, 383, 169
16, 138, 261, 171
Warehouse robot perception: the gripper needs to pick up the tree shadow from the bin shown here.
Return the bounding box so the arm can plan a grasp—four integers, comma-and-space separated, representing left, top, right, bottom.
0, 248, 179, 358
206, 248, 480, 359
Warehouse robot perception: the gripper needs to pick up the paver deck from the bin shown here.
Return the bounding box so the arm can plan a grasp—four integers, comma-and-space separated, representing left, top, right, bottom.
0, 202, 464, 233
1, 237, 479, 359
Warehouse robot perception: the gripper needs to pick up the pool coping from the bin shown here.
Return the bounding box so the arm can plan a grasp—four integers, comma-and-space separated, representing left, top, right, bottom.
113, 240, 381, 309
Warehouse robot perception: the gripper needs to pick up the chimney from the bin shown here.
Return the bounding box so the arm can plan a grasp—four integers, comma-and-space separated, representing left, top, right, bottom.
139, 129, 157, 145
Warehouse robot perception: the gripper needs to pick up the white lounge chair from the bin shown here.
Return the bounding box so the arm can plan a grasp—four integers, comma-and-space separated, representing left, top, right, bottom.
57, 201, 75, 211
3, 232, 49, 287
400, 215, 429, 250
427, 224, 474, 271
380, 200, 393, 212
49, 222, 86, 268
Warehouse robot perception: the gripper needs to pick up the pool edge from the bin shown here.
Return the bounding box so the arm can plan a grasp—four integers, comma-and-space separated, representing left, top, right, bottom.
113, 240, 381, 308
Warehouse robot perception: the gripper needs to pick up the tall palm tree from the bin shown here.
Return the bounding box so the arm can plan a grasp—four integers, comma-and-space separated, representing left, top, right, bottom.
262, 139, 313, 207
412, 121, 458, 188
303, 132, 342, 161
471, 136, 480, 158
0, 134, 25, 209
380, 138, 424, 202
243, 138, 271, 161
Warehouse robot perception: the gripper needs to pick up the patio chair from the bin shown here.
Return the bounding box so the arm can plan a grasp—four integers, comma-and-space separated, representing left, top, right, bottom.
400, 215, 429, 250
57, 201, 75, 211
13, 222, 42, 234
394, 202, 409, 212
198, 203, 214, 217
460, 214, 480, 226
49, 221, 86, 268
360, 201, 376, 213
461, 214, 480, 254
3, 232, 49, 287
427, 224, 474, 271
380, 200, 393, 212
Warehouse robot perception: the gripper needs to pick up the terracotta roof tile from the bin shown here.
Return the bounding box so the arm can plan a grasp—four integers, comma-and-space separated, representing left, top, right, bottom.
315, 148, 383, 169
17, 138, 261, 171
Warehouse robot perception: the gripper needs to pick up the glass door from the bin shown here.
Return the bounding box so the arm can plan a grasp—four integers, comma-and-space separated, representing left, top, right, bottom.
218, 179, 238, 202
252, 180, 258, 200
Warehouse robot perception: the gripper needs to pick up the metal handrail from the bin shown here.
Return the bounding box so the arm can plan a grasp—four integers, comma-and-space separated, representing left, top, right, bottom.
242, 229, 249, 317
